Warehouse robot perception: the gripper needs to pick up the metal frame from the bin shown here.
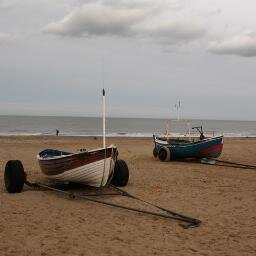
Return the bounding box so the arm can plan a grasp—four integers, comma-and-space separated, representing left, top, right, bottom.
24, 179, 201, 229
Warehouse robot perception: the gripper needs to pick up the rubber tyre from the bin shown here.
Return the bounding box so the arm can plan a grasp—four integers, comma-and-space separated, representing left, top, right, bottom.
158, 147, 171, 162
111, 160, 129, 187
153, 147, 158, 158
4, 160, 25, 193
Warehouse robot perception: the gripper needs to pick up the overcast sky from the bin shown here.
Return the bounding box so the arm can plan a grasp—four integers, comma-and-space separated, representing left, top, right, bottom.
0, 0, 256, 120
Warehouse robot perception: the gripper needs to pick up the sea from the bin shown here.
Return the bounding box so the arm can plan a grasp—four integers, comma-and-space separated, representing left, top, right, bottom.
0, 115, 256, 137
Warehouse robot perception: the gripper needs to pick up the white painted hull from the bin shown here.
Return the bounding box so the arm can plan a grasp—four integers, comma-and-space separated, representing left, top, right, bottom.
38, 146, 118, 187
44, 157, 115, 187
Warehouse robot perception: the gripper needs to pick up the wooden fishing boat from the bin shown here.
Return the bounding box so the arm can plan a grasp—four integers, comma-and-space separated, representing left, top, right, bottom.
153, 126, 223, 161
37, 146, 123, 187
36, 89, 129, 188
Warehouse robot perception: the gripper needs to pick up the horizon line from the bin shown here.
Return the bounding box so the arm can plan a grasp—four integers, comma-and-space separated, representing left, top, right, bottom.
0, 114, 255, 122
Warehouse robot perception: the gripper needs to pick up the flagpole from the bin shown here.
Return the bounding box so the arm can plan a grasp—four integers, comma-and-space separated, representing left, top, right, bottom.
102, 88, 106, 148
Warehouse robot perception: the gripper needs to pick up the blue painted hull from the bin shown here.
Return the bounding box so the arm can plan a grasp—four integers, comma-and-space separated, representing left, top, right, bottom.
154, 135, 223, 159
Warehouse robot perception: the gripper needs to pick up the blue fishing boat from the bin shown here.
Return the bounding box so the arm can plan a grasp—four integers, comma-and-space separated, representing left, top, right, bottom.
153, 126, 223, 161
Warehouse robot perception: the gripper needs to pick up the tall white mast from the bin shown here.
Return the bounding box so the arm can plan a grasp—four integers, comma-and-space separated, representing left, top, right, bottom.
102, 88, 106, 148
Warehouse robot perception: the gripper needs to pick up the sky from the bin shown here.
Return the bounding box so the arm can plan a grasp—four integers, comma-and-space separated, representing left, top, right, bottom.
0, 0, 256, 120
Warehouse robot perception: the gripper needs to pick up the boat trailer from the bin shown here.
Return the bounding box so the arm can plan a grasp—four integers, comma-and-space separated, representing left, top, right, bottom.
23, 179, 201, 229
4, 162, 201, 229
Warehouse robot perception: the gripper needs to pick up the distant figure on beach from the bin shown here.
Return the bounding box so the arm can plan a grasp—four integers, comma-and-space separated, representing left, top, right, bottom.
56, 129, 59, 136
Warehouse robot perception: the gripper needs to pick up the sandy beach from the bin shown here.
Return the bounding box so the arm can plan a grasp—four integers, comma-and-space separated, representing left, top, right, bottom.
0, 136, 255, 256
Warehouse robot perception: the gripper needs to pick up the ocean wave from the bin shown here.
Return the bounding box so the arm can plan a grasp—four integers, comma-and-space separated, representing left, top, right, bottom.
0, 132, 43, 136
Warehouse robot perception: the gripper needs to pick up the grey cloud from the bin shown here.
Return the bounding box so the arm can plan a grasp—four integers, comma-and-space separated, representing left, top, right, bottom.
208, 34, 256, 57
102, 0, 159, 9
148, 21, 206, 45
44, 1, 205, 46
78, 0, 158, 9
44, 3, 149, 37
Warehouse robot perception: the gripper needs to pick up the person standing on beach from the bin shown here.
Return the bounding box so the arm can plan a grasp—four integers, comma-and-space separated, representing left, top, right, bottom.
56, 129, 59, 136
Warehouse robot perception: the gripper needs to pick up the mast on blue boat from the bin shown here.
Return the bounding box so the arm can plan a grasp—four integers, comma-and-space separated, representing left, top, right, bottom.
174, 100, 181, 121
165, 121, 170, 140
177, 100, 181, 121
186, 120, 192, 141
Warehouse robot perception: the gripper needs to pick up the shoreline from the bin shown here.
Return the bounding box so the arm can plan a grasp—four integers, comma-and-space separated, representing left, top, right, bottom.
0, 134, 256, 139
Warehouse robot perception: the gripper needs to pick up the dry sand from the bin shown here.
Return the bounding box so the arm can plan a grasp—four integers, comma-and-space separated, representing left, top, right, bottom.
0, 136, 256, 256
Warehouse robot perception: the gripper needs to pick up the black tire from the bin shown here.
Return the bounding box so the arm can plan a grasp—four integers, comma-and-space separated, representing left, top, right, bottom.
4, 160, 25, 193
153, 147, 158, 158
158, 147, 171, 162
111, 159, 129, 187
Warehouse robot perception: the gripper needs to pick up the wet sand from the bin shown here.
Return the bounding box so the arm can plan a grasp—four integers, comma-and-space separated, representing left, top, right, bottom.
0, 136, 256, 256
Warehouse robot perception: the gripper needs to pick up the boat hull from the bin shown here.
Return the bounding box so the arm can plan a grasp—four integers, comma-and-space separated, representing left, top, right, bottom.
154, 136, 223, 159
37, 147, 117, 187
